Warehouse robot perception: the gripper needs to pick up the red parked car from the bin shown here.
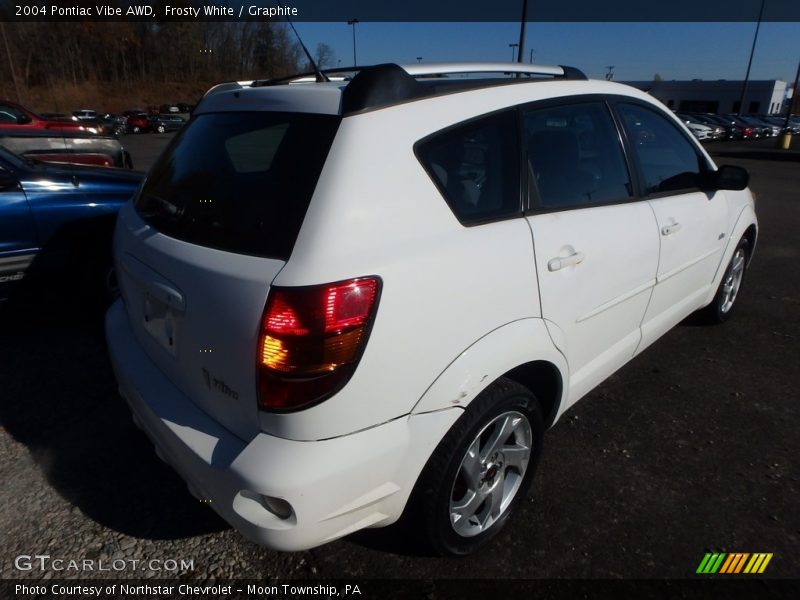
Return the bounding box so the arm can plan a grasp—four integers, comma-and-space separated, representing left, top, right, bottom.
0, 100, 95, 134
123, 111, 151, 133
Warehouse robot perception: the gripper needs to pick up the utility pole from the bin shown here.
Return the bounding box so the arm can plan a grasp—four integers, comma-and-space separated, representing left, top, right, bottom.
416, 56, 423, 63
347, 19, 359, 66
738, 0, 766, 116
605, 66, 615, 81
516, 0, 528, 63
779, 58, 800, 149
509, 43, 519, 61
529, 48, 535, 64
0, 23, 22, 103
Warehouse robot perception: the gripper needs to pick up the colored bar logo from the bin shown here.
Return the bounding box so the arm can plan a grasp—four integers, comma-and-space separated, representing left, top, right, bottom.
696, 552, 773, 574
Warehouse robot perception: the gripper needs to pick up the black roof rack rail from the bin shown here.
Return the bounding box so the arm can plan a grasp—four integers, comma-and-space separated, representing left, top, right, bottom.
341, 62, 587, 114
342, 64, 425, 114
214, 62, 589, 114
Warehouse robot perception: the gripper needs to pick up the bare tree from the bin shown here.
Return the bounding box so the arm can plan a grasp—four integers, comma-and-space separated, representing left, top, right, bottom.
0, 20, 302, 108
314, 43, 335, 69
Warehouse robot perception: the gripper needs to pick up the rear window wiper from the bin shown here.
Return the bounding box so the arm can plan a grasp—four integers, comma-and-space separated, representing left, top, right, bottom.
142, 193, 183, 218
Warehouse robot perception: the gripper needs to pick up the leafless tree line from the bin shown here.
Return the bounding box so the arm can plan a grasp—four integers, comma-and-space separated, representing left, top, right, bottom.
0, 20, 311, 92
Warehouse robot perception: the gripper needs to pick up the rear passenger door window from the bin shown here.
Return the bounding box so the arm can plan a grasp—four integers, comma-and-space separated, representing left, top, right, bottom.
417, 110, 520, 224
616, 102, 708, 195
524, 101, 632, 210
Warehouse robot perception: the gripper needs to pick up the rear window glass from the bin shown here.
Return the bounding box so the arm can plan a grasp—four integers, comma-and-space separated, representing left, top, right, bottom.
136, 111, 340, 259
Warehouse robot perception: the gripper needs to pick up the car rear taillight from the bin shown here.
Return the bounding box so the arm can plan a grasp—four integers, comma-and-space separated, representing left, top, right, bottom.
257, 277, 381, 412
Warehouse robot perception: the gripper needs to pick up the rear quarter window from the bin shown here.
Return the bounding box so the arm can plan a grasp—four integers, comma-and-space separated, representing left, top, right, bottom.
416, 110, 521, 224
136, 111, 340, 260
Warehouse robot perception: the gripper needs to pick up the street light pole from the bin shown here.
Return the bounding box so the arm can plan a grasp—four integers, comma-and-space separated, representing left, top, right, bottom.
509, 43, 518, 61
347, 18, 359, 66
737, 0, 766, 116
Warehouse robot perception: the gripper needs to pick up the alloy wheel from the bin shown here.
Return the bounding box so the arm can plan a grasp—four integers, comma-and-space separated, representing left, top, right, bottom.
720, 247, 746, 313
449, 410, 532, 537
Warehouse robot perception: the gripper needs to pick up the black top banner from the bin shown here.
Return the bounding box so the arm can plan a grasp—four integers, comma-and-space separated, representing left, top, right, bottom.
2, 0, 800, 22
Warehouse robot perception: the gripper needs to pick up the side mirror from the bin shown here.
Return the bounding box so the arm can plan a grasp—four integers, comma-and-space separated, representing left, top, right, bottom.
700, 165, 749, 191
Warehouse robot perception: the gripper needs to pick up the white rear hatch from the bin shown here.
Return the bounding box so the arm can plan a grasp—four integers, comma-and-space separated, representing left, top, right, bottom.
115, 110, 341, 440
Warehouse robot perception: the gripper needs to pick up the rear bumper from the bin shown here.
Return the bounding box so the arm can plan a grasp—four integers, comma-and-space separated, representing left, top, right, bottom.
105, 300, 460, 551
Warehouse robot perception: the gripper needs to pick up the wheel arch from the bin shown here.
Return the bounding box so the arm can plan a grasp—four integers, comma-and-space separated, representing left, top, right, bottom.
742, 222, 758, 266
706, 204, 758, 306
410, 318, 568, 429
503, 360, 563, 429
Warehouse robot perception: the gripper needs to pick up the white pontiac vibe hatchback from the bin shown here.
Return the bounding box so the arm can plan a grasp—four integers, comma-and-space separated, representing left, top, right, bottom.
106, 62, 758, 556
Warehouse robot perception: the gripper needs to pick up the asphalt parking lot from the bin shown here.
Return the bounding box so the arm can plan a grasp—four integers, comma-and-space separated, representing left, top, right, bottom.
0, 136, 797, 584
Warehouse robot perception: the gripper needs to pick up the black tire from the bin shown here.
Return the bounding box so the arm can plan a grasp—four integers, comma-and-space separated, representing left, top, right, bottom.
407, 377, 543, 556
700, 237, 750, 324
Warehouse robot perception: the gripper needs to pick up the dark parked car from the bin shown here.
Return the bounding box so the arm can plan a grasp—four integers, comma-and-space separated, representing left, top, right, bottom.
0, 146, 143, 302
726, 115, 766, 138
102, 113, 128, 136
737, 116, 778, 137
762, 115, 800, 135
149, 114, 186, 133
691, 113, 744, 140
707, 114, 755, 139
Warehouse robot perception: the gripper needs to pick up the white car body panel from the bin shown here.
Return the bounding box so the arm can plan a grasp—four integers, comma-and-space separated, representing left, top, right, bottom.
114, 202, 285, 441
106, 65, 758, 551
704, 198, 758, 305
639, 190, 729, 349
107, 299, 461, 550
410, 318, 568, 419
527, 203, 659, 405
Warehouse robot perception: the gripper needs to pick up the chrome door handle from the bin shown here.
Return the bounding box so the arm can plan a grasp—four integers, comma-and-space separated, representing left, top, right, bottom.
548, 251, 585, 272
661, 222, 682, 236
